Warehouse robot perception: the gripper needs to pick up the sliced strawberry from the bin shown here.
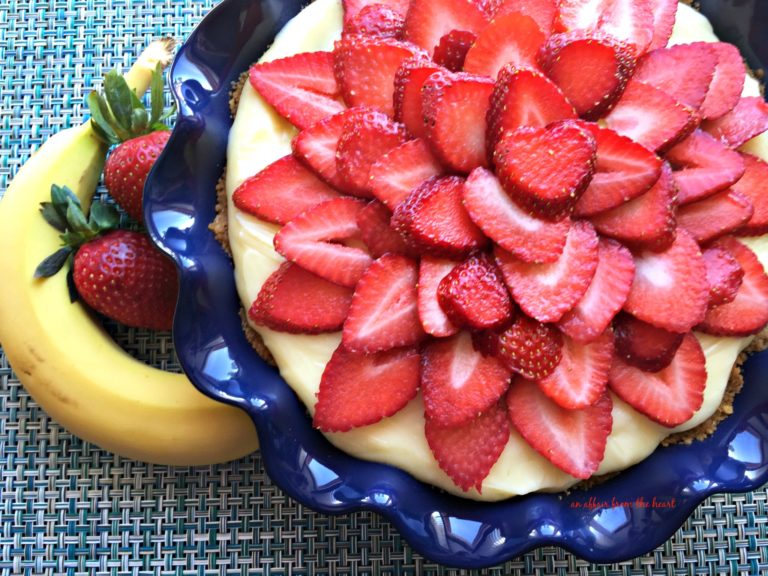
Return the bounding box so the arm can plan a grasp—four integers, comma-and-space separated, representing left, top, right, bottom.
665, 129, 745, 205
494, 121, 597, 219
490, 0, 557, 36
433, 30, 476, 72
334, 35, 426, 117
342, 0, 410, 22
677, 189, 754, 245
702, 245, 744, 308
393, 58, 443, 139
536, 329, 613, 409
554, 0, 604, 33
633, 43, 717, 111
613, 311, 684, 372
463, 12, 546, 79
403, 0, 489, 55
495, 220, 599, 323
422, 70, 494, 173
437, 254, 513, 330
344, 4, 405, 39
232, 155, 340, 225
273, 197, 372, 288
622, 228, 709, 333
731, 153, 768, 235
699, 42, 746, 120
646, 0, 677, 51
391, 175, 488, 257
609, 333, 706, 427
485, 66, 576, 157
573, 124, 663, 217
249, 262, 354, 334
292, 109, 358, 189
703, 96, 768, 149
596, 0, 654, 55
538, 31, 636, 120
342, 253, 425, 352
589, 162, 677, 251
418, 256, 460, 337
425, 400, 510, 493
422, 332, 512, 426
603, 80, 697, 153
507, 379, 612, 479
314, 344, 420, 432
488, 313, 563, 380
249, 52, 345, 130
336, 108, 408, 196
558, 239, 635, 344
369, 138, 444, 210
356, 200, 412, 258
697, 236, 768, 337
463, 168, 570, 263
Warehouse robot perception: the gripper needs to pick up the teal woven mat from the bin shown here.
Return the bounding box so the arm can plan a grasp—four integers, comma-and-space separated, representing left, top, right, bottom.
1, 1, 768, 574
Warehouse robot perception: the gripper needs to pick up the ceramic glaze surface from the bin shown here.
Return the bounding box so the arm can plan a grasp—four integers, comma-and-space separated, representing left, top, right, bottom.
144, 0, 768, 567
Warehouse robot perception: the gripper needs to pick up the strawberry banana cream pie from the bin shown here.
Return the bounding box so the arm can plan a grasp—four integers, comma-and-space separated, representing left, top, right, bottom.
222, 0, 768, 500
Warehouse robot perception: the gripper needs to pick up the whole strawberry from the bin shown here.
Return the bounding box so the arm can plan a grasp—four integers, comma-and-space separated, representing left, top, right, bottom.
103, 130, 170, 223
73, 229, 178, 330
35, 185, 178, 331
87, 64, 174, 223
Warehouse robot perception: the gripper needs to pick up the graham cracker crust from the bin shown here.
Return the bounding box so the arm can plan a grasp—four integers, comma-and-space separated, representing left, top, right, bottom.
214, 48, 768, 491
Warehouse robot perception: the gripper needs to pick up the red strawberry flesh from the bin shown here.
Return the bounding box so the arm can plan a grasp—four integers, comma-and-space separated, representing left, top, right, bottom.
494, 121, 597, 219
609, 333, 706, 427
536, 329, 613, 410
369, 138, 444, 210
463, 167, 570, 263
273, 197, 372, 288
613, 311, 684, 372
418, 256, 460, 337
422, 70, 495, 173
622, 229, 709, 333
506, 379, 613, 479
425, 400, 510, 493
437, 254, 513, 330
249, 52, 345, 131
697, 236, 768, 337
391, 175, 487, 257
676, 189, 754, 245
232, 155, 340, 225
558, 239, 635, 344
342, 253, 425, 352
249, 262, 354, 334
490, 313, 563, 380
495, 220, 599, 323
702, 245, 744, 308
313, 344, 420, 432
422, 332, 512, 426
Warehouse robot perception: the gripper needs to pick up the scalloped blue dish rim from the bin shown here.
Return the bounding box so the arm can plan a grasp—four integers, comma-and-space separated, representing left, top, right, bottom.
144, 0, 768, 568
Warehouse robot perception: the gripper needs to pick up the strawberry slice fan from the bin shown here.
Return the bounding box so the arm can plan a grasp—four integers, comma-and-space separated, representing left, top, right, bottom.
145, 0, 768, 567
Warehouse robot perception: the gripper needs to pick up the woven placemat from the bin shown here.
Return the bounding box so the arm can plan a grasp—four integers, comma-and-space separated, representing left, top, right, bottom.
1, 1, 767, 574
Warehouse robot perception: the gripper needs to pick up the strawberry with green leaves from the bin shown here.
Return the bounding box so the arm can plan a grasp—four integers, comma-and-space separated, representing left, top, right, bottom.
35, 185, 178, 330
88, 64, 174, 223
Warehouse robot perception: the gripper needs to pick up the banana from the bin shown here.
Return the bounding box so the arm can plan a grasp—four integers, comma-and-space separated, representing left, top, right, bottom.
0, 39, 259, 465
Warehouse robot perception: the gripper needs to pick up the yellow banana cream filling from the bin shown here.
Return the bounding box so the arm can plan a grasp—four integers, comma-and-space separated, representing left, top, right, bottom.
226, 0, 768, 500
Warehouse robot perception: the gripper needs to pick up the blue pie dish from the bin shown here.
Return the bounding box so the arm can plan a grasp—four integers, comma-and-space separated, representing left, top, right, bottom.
144, 0, 768, 568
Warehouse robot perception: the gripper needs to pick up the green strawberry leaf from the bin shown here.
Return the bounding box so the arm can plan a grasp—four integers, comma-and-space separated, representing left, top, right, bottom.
89, 201, 120, 232
66, 201, 94, 236
131, 108, 149, 135
87, 92, 120, 145
51, 184, 81, 211
34, 247, 72, 278
150, 64, 165, 125
103, 70, 135, 135
39, 202, 68, 232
